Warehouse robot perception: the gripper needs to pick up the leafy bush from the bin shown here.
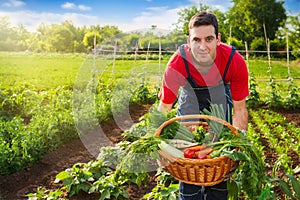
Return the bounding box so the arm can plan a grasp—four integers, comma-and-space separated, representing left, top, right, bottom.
247, 73, 262, 108
250, 37, 266, 51
228, 37, 245, 50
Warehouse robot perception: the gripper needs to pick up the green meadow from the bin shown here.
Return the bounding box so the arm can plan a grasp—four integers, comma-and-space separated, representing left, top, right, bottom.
0, 52, 299, 91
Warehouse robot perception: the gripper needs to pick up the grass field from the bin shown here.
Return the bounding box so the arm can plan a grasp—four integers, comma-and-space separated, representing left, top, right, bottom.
247, 59, 300, 79
0, 52, 299, 91
0, 52, 85, 90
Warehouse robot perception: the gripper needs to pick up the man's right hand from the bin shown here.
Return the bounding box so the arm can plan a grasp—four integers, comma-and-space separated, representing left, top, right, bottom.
157, 101, 173, 112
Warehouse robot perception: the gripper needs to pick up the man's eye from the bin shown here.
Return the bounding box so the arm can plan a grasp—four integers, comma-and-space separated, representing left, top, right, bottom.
206, 37, 213, 42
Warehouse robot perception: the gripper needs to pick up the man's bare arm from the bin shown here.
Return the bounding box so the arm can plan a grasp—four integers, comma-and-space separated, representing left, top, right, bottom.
232, 99, 248, 130
157, 101, 173, 112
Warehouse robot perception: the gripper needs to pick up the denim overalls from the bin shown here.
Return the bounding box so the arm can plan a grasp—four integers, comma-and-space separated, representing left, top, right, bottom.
177, 45, 236, 200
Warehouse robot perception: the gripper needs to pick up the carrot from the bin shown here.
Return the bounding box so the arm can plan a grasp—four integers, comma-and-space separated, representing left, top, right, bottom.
196, 147, 213, 156
184, 144, 207, 152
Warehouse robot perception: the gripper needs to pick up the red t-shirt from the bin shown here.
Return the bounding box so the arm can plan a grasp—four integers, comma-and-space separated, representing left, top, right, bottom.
158, 43, 249, 104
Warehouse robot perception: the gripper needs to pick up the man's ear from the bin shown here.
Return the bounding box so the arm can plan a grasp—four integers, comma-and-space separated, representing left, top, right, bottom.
217, 33, 221, 46
187, 36, 191, 47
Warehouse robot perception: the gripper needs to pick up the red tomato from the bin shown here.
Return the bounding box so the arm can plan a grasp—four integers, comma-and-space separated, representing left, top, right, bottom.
184, 149, 195, 158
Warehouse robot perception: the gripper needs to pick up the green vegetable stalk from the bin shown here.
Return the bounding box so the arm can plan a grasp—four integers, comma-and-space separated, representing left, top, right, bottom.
207, 130, 266, 199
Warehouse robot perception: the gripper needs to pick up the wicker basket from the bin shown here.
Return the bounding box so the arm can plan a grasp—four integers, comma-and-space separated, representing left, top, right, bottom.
155, 114, 238, 186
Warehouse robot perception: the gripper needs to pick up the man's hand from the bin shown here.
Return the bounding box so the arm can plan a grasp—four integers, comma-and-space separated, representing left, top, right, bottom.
157, 101, 173, 112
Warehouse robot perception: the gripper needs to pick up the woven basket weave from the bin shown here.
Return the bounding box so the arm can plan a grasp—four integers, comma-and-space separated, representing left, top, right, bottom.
155, 114, 238, 186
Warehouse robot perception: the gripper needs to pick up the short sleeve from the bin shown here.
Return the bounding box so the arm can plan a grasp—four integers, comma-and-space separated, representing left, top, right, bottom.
229, 53, 249, 101
158, 54, 187, 104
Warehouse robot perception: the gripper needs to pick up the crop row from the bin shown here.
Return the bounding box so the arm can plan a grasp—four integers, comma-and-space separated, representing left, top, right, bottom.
0, 78, 156, 175
249, 108, 299, 176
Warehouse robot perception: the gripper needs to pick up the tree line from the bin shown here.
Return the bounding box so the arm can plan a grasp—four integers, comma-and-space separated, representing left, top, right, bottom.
0, 0, 299, 58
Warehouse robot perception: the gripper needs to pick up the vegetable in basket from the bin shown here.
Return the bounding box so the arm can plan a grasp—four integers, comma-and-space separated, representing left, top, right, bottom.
183, 145, 213, 159
147, 109, 206, 143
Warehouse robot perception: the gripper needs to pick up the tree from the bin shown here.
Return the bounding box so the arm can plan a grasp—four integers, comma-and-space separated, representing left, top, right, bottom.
73, 26, 86, 53
287, 12, 300, 58
99, 25, 124, 50
0, 16, 20, 51
36, 23, 55, 52
83, 31, 102, 50
34, 21, 80, 53
176, 5, 199, 35
228, 0, 286, 49
51, 21, 78, 53
14, 24, 31, 51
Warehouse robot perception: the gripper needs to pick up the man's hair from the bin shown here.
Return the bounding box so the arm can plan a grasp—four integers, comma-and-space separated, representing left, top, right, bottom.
188, 11, 218, 37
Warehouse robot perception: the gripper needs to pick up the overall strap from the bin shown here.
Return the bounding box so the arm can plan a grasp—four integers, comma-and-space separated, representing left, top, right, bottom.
222, 46, 236, 81
179, 45, 197, 87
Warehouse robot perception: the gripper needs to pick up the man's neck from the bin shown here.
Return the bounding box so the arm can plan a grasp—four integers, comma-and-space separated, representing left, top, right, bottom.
192, 57, 213, 75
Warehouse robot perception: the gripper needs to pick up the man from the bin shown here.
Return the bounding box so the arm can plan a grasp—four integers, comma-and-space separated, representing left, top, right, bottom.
157, 11, 249, 199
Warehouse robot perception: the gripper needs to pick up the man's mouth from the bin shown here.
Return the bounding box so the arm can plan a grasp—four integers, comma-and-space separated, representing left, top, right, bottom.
198, 52, 209, 57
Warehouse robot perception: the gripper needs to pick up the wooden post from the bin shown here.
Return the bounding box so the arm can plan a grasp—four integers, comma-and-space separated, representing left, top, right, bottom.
229, 25, 232, 45
93, 33, 97, 78
244, 41, 249, 67
267, 38, 272, 79
158, 38, 162, 81
144, 40, 151, 84
263, 23, 268, 49
112, 40, 117, 74
263, 23, 272, 79
146, 40, 151, 64
93, 33, 96, 59
286, 29, 291, 80
133, 40, 139, 73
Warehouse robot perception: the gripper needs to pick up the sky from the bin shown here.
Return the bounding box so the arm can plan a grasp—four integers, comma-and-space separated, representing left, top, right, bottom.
0, 0, 299, 33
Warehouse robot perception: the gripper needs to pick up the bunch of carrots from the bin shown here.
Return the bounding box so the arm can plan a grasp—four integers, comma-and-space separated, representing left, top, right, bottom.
183, 145, 213, 159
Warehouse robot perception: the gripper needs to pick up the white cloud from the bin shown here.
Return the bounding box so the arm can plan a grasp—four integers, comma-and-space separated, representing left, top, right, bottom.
78, 5, 91, 11
0, 5, 183, 33
1, 0, 25, 7
117, 6, 183, 32
187, 0, 232, 12
61, 2, 91, 11
61, 2, 76, 10
0, 10, 98, 32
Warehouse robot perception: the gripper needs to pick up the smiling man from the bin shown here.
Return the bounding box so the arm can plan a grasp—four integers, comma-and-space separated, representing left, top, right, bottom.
157, 11, 249, 199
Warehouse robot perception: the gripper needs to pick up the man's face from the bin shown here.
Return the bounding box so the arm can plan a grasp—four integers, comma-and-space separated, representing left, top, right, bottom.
187, 25, 220, 67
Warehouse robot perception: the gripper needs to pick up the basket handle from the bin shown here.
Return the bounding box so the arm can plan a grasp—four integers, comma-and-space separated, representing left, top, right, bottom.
155, 114, 238, 137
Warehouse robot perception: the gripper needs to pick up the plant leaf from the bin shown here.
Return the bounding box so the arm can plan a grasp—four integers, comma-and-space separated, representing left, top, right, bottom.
55, 171, 70, 182
222, 150, 250, 161
276, 178, 296, 200
286, 174, 300, 199
258, 185, 273, 200
227, 180, 240, 200
100, 189, 110, 200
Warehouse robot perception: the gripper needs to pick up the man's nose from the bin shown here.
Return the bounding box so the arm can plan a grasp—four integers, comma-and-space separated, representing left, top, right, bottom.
199, 42, 206, 50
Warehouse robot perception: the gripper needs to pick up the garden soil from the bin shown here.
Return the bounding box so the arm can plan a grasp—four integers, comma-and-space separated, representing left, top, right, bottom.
0, 105, 299, 200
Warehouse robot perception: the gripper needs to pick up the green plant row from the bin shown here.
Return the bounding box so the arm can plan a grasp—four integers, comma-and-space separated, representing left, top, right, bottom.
259, 109, 300, 155
249, 109, 298, 176
0, 86, 76, 175
0, 79, 157, 175
247, 73, 300, 110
